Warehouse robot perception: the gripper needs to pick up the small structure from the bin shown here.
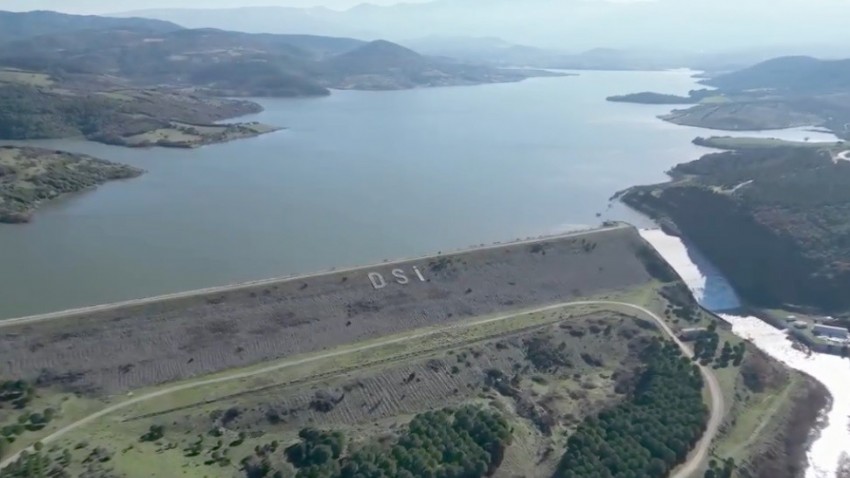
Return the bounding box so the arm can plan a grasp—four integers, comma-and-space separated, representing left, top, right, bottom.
793, 321, 809, 330
679, 327, 709, 342
813, 324, 849, 339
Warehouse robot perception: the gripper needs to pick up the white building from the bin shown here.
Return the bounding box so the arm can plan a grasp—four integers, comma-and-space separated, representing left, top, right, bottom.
813, 324, 849, 339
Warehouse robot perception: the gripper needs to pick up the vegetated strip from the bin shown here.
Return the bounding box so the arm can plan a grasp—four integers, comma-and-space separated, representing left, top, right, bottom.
270, 406, 512, 478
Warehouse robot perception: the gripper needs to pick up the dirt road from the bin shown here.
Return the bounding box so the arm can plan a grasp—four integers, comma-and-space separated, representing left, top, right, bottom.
0, 299, 722, 477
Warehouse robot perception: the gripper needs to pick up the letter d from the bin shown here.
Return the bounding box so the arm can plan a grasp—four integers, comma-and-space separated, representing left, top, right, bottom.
368, 272, 387, 289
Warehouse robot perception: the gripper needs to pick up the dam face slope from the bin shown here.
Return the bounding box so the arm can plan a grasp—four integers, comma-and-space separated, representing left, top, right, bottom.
0, 226, 658, 395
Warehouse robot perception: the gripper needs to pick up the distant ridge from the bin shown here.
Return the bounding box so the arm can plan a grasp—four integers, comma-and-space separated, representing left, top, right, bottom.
113, 6, 376, 39
0, 10, 181, 43
0, 10, 554, 96
326, 40, 428, 73
705, 56, 850, 93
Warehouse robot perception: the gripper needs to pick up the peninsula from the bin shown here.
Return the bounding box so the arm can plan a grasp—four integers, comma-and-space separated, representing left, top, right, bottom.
0, 146, 143, 223
608, 57, 850, 140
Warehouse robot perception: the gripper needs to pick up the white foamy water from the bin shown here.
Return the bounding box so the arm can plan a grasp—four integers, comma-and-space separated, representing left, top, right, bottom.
640, 229, 850, 478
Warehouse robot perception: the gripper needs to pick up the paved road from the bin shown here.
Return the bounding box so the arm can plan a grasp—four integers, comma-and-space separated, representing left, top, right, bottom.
0, 300, 722, 477
0, 224, 626, 327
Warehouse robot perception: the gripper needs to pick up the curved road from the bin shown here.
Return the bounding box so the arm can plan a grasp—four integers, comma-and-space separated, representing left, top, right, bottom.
0, 300, 722, 477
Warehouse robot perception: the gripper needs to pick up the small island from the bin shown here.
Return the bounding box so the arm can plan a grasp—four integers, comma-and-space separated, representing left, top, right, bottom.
606, 89, 714, 105
0, 146, 143, 224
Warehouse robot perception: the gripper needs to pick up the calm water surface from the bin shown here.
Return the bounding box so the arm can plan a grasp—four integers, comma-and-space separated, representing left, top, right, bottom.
0, 70, 837, 318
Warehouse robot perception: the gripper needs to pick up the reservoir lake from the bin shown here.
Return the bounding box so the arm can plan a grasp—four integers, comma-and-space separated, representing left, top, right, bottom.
0, 70, 839, 318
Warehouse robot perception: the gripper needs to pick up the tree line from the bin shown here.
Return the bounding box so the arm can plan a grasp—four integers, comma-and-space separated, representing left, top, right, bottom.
246, 406, 513, 478
553, 338, 708, 478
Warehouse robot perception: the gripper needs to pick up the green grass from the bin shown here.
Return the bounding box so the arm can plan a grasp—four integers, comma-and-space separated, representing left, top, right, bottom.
0, 392, 103, 458
713, 373, 801, 461
0, 69, 54, 87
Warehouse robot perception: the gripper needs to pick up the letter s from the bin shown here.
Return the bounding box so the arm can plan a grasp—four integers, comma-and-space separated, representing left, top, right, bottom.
392, 269, 409, 285
368, 272, 387, 289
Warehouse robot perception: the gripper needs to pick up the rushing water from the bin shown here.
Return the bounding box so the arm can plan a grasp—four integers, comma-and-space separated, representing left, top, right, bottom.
641, 229, 850, 478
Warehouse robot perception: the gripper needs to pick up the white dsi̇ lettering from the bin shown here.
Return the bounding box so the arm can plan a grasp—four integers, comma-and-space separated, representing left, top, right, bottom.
413, 266, 426, 282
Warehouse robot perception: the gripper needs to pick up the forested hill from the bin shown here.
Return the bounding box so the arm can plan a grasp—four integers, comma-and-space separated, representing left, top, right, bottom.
0, 10, 181, 43
623, 144, 850, 312
705, 56, 850, 94
0, 11, 554, 97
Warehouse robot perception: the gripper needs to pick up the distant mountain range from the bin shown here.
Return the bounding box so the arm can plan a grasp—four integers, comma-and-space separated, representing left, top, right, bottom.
0, 10, 555, 97
111, 1, 850, 56
113, 6, 377, 40
0, 9, 180, 43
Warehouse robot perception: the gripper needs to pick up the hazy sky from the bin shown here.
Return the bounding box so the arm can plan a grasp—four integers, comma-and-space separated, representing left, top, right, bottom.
2, 0, 848, 53
0, 0, 422, 13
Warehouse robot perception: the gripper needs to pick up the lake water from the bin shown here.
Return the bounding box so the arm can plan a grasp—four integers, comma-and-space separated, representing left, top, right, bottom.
0, 70, 840, 318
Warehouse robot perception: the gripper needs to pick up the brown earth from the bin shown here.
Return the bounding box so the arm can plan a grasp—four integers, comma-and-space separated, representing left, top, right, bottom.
0, 226, 658, 396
